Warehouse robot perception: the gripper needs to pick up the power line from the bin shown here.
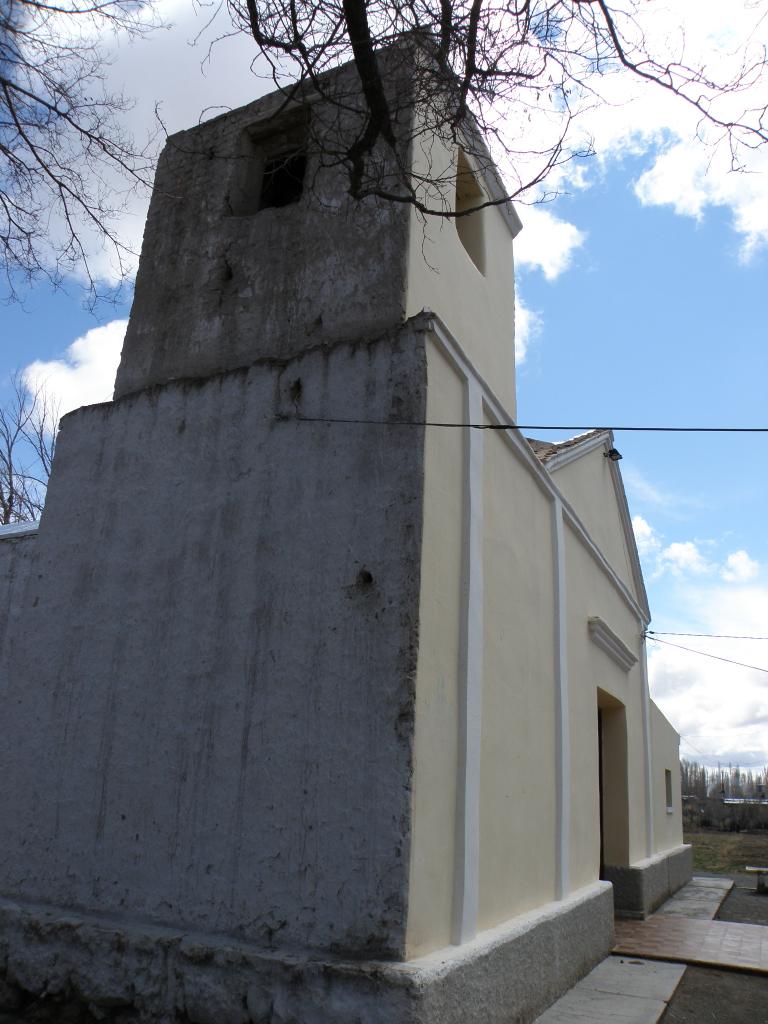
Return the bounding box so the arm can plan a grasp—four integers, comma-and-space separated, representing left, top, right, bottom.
680, 736, 710, 758
289, 416, 768, 433
514, 426, 768, 433
647, 630, 768, 641
645, 634, 768, 674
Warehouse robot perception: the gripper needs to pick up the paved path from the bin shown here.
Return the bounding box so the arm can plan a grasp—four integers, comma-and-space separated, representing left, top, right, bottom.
614, 875, 768, 976
653, 875, 732, 920
614, 915, 768, 974
534, 876, 741, 1023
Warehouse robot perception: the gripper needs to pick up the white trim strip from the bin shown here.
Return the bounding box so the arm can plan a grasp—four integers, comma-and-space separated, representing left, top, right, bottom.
453, 376, 484, 945
559, 505, 647, 625
419, 315, 650, 933
588, 617, 638, 672
640, 636, 655, 857
553, 497, 570, 900
608, 459, 651, 629
424, 316, 649, 626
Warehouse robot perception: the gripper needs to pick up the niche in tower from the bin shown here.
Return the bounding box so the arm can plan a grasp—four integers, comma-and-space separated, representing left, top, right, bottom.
230, 110, 309, 217
455, 148, 486, 275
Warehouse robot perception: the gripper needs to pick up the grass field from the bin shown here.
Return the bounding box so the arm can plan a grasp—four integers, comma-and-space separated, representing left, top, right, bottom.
684, 830, 768, 875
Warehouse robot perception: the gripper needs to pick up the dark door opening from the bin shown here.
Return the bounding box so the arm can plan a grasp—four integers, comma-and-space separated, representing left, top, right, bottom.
597, 689, 630, 876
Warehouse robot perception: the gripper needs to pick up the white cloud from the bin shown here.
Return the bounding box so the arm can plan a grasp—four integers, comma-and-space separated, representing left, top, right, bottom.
722, 550, 760, 583
502, 1, 768, 260
43, 0, 768, 286
623, 466, 681, 509
51, 0, 272, 286
630, 513, 762, 587
648, 581, 768, 766
572, 2, 768, 258
632, 514, 661, 559
634, 142, 768, 263
23, 321, 127, 418
514, 206, 586, 280
658, 541, 713, 578
514, 295, 542, 364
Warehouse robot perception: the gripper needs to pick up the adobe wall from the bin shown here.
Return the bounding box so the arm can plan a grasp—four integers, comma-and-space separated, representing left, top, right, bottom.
0, 325, 427, 961
114, 64, 414, 399
0, 524, 37, 657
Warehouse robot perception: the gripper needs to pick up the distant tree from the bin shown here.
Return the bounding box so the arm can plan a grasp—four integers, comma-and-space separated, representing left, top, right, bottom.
226, 0, 768, 213
0, 0, 157, 299
684, 759, 768, 833
0, 374, 58, 524
681, 758, 707, 799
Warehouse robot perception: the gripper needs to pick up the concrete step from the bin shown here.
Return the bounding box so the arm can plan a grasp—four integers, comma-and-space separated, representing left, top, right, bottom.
534, 956, 685, 1024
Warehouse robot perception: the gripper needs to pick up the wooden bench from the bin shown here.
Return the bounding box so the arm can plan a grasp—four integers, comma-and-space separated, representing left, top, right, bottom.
745, 866, 768, 893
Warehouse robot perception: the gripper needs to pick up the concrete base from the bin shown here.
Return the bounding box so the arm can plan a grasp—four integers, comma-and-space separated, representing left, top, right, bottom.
604, 845, 693, 919
0, 883, 613, 1023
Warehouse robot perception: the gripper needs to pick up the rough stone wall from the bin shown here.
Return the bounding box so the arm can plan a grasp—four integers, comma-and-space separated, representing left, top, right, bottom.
0, 527, 37, 657
114, 63, 415, 399
0, 325, 427, 960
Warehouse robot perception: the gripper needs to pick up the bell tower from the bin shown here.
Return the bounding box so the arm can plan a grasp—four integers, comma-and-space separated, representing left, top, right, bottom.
115, 58, 520, 414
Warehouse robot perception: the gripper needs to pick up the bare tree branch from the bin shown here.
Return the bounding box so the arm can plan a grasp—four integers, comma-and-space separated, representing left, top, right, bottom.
223, 0, 768, 213
0, 373, 57, 524
0, 0, 160, 301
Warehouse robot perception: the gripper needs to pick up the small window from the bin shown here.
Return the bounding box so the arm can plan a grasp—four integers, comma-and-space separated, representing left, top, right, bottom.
665, 769, 674, 813
229, 111, 308, 217
455, 149, 486, 275
258, 151, 306, 210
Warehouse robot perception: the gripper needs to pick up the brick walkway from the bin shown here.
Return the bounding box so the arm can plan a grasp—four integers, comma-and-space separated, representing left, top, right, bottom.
614, 916, 768, 975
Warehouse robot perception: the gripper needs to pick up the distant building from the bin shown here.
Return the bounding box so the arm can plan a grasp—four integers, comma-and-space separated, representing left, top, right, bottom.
0, 53, 689, 1024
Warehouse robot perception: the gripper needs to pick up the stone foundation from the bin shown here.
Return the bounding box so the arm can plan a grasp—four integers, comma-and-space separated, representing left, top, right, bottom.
604, 845, 693, 918
0, 883, 613, 1024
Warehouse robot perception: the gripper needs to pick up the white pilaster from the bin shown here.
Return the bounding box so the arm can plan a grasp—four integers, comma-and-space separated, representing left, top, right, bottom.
640, 635, 655, 857
552, 497, 571, 900
453, 377, 484, 945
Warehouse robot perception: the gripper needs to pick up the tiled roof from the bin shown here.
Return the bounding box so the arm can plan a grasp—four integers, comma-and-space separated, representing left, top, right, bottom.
525, 429, 608, 464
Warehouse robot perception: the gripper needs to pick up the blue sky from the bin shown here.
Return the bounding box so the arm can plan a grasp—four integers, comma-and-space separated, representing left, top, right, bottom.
516, 156, 768, 770
2, 0, 767, 769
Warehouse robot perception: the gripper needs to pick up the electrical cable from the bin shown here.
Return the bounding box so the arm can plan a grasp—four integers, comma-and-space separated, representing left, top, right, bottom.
644, 634, 768, 674
288, 416, 768, 432
647, 631, 768, 641
680, 736, 709, 758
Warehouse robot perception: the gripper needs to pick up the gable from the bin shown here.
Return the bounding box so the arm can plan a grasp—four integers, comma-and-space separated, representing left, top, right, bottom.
536, 434, 649, 619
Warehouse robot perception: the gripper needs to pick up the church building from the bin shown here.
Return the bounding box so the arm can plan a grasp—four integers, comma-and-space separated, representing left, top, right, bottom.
0, 52, 690, 1023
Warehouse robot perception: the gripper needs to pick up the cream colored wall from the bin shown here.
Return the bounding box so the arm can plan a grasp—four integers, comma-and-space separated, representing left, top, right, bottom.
405, 136, 518, 416
478, 426, 558, 931
564, 530, 649, 886
551, 450, 638, 602
407, 339, 559, 957
406, 347, 659, 954
650, 700, 684, 853
406, 339, 464, 957
407, 348, 671, 954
